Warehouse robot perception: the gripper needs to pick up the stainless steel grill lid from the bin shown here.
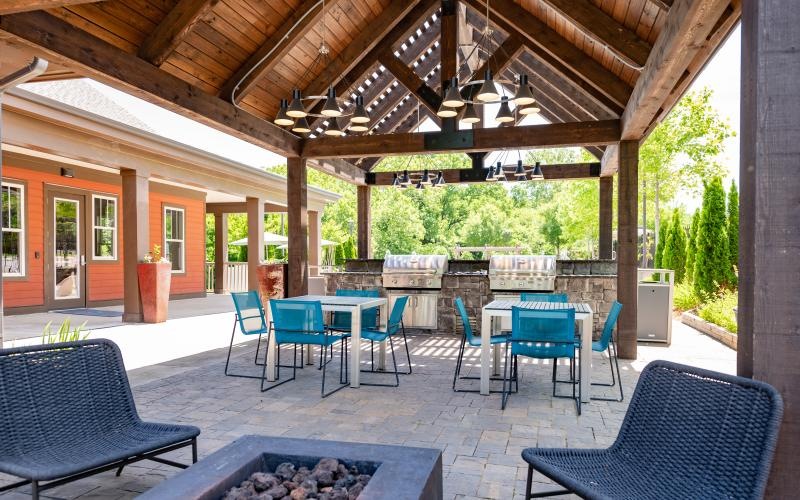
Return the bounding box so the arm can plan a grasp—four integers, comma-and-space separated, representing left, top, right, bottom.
382, 254, 448, 288
488, 255, 557, 291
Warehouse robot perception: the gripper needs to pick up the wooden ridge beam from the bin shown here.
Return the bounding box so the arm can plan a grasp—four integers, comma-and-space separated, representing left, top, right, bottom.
302, 119, 620, 158
0, 1, 100, 14
0, 10, 301, 157
539, 0, 652, 68
219, 0, 339, 102
619, 0, 731, 140
367, 162, 600, 185
379, 52, 441, 116
138, 0, 218, 67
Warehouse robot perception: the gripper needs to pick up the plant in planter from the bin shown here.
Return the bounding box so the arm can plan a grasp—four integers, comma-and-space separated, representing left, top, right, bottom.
137, 244, 172, 323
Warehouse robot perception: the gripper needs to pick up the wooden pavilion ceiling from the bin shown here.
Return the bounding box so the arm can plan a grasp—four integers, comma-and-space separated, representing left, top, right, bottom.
0, 0, 740, 181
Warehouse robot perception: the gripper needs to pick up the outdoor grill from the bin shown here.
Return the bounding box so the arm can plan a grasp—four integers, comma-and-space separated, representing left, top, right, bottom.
382, 254, 449, 289
488, 255, 557, 291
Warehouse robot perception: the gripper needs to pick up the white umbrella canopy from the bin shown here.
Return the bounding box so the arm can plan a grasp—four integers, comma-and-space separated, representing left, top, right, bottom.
275, 239, 337, 249
229, 231, 288, 246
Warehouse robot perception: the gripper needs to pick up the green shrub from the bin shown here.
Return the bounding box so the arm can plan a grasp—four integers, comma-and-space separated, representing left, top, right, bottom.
698, 289, 738, 333
41, 318, 88, 344
694, 177, 730, 296
673, 282, 702, 312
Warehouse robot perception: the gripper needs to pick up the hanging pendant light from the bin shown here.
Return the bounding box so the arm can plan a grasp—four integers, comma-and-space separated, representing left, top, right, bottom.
460, 102, 480, 124
391, 173, 401, 187
476, 69, 500, 102
495, 162, 506, 181
324, 118, 344, 136
287, 89, 307, 118
495, 96, 514, 123
416, 180, 425, 190
437, 100, 458, 118
400, 170, 411, 186
442, 77, 465, 108
351, 95, 370, 123
421, 169, 432, 185
485, 166, 497, 181
531, 161, 544, 180
514, 159, 526, 179
434, 171, 446, 187
275, 99, 294, 126
349, 122, 369, 132
513, 74, 536, 106
321, 86, 342, 117
519, 102, 540, 115
291, 116, 312, 134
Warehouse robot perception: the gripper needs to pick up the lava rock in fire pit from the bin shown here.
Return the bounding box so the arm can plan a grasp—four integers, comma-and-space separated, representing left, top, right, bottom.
222, 458, 372, 500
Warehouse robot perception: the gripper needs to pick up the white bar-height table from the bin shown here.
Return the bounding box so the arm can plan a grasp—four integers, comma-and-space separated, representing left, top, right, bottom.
480, 300, 594, 402
264, 295, 388, 388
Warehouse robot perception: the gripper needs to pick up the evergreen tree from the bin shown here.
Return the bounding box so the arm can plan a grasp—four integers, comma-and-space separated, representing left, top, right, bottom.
334, 244, 345, 266
685, 209, 700, 282
654, 216, 670, 268
727, 180, 739, 285
663, 209, 688, 282
694, 177, 729, 296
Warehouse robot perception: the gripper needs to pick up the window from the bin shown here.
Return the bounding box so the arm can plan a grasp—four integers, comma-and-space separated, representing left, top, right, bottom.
2, 182, 25, 276
164, 206, 184, 273
92, 195, 117, 259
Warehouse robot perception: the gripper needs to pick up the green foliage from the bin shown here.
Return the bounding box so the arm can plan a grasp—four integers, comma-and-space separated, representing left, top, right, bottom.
673, 281, 702, 312
698, 289, 738, 333
685, 209, 700, 283
694, 177, 730, 296
663, 209, 688, 282
334, 244, 345, 266
727, 180, 739, 285
42, 318, 88, 344
540, 209, 564, 256
654, 216, 669, 268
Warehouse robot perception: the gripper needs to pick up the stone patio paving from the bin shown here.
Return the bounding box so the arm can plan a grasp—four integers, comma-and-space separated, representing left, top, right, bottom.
0, 320, 734, 500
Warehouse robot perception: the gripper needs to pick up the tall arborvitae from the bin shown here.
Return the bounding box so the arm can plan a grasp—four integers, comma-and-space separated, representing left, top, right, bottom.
694, 177, 730, 296
727, 180, 739, 286
685, 209, 700, 283
663, 209, 688, 282
654, 215, 669, 269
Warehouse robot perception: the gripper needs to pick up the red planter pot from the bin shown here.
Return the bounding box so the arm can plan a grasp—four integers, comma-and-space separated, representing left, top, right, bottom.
137, 262, 172, 323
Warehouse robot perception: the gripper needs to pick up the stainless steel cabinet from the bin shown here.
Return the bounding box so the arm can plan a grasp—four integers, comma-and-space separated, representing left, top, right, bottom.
388, 291, 438, 329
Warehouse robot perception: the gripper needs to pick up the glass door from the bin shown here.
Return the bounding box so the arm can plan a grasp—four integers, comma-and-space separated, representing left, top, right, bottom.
47, 193, 86, 309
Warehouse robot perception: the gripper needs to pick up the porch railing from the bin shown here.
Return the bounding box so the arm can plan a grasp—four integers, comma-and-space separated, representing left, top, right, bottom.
204, 262, 249, 293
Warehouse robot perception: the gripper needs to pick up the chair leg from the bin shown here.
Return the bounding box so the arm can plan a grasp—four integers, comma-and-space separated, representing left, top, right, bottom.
191, 438, 198, 463
401, 325, 413, 374
321, 340, 349, 398
452, 335, 466, 391
590, 340, 625, 402
525, 465, 533, 500
224, 320, 265, 380
31, 480, 39, 500
260, 343, 299, 393
501, 342, 512, 410
254, 332, 262, 365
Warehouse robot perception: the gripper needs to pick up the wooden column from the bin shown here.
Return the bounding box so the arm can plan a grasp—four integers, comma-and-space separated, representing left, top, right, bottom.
287, 157, 308, 297
356, 185, 371, 259
599, 176, 613, 259
308, 210, 322, 277
740, 1, 800, 494
440, 0, 457, 131
616, 141, 638, 359
121, 169, 149, 322
246, 196, 264, 292
213, 212, 227, 294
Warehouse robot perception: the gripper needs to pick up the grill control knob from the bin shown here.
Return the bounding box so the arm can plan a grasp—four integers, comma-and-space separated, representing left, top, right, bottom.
392, 278, 398, 285
409, 279, 415, 285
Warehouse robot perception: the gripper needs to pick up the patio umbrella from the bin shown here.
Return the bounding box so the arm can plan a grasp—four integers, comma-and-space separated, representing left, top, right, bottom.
228, 231, 288, 247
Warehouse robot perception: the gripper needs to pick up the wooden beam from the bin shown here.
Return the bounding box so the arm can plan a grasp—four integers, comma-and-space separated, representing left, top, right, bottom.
219, 0, 337, 102
307, 158, 366, 185
206, 201, 287, 214
539, 0, 651, 68
0, 0, 100, 14
138, 0, 217, 67
600, 144, 618, 177
650, 0, 674, 11
440, 0, 458, 81
356, 186, 371, 258
120, 169, 149, 322
379, 52, 441, 116
367, 162, 600, 185
619, 0, 731, 140
598, 176, 613, 259
616, 140, 638, 359
213, 213, 227, 293
0, 11, 301, 157
302, 119, 620, 158
287, 157, 308, 296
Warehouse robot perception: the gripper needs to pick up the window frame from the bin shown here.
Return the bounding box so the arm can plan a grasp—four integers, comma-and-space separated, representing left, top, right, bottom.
2, 180, 26, 278
163, 205, 185, 274
90, 194, 118, 261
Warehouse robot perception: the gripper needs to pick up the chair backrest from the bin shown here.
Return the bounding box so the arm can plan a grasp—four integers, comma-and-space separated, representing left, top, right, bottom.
387, 296, 409, 333
231, 291, 267, 335
614, 360, 783, 500
269, 299, 325, 343
511, 307, 575, 358
454, 297, 476, 342
331, 289, 380, 329
520, 292, 568, 303
595, 301, 622, 350
0, 340, 140, 457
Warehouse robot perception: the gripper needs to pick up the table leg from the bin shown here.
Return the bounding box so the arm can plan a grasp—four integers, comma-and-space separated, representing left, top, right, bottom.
349, 305, 362, 388
480, 310, 491, 395
266, 303, 277, 382
377, 304, 387, 371
492, 345, 501, 376
580, 313, 593, 403
305, 345, 314, 366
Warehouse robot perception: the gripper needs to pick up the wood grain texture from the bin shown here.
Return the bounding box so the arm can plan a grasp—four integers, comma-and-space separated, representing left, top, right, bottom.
379, 51, 441, 116
616, 140, 638, 359
356, 185, 371, 259
0, 0, 100, 15
287, 157, 308, 297
138, 0, 218, 67
599, 176, 613, 259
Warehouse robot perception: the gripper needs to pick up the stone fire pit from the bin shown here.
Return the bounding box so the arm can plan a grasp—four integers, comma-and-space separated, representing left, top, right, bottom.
139, 435, 443, 500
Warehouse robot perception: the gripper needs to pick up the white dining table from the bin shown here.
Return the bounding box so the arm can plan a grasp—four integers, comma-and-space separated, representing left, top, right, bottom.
264, 295, 388, 388
480, 300, 594, 402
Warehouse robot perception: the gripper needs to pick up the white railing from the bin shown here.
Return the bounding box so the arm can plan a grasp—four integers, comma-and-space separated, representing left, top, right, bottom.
205, 262, 249, 293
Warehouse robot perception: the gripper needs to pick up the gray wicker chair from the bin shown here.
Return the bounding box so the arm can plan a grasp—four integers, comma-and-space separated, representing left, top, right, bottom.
0, 339, 200, 499
522, 360, 783, 499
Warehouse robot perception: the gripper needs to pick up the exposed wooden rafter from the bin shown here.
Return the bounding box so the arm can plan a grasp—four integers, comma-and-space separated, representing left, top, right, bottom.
0, 1, 100, 14
379, 52, 441, 117
138, 0, 218, 67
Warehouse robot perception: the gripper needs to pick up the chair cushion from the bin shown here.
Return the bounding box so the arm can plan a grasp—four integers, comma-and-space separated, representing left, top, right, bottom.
0, 421, 200, 481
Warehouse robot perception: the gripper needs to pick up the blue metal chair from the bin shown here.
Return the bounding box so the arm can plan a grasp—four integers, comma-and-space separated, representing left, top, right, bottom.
520, 292, 568, 302
521, 360, 784, 499
358, 296, 410, 387
452, 297, 513, 393
262, 299, 348, 397
588, 301, 624, 402
226, 291, 272, 380
503, 307, 580, 414
326, 289, 385, 371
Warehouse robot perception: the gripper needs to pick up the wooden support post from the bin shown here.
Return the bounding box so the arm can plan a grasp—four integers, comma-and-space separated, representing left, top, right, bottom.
213, 212, 227, 294
616, 141, 638, 359
599, 176, 613, 259
246, 196, 264, 292
739, 1, 800, 494
287, 157, 308, 297
121, 169, 149, 322
357, 186, 371, 259
308, 210, 322, 277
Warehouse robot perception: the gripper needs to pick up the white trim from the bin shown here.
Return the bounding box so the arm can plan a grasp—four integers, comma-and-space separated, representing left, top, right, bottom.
1, 181, 25, 277
91, 194, 117, 260
163, 205, 185, 273
53, 197, 81, 300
